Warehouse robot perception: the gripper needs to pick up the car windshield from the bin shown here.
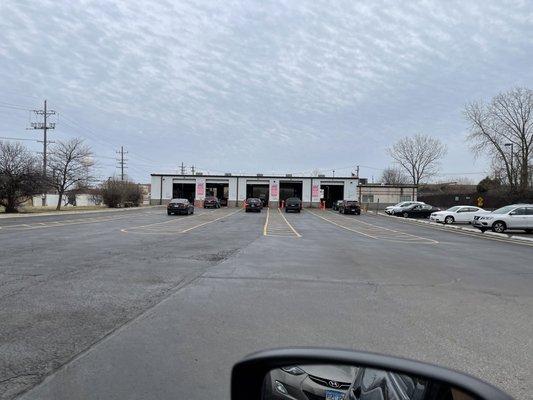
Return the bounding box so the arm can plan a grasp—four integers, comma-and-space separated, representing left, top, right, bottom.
492, 206, 516, 214
1, 2, 530, 400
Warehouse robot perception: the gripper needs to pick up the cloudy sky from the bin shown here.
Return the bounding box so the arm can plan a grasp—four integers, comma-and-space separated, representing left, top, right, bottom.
1, 0, 532, 182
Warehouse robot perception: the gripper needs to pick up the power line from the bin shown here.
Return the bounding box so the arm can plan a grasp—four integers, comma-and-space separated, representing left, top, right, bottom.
0, 136, 40, 142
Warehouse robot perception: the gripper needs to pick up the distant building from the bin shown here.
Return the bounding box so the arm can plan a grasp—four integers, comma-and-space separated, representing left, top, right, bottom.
150, 172, 416, 208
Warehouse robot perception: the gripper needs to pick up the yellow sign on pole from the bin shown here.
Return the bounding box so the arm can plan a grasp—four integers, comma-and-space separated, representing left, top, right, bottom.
477, 196, 484, 207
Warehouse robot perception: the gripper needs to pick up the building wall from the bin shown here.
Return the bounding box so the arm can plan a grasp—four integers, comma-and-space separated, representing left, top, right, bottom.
358, 185, 418, 207
151, 174, 366, 207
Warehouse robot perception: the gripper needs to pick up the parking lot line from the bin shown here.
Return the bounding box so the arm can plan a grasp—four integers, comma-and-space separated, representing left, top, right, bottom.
180, 209, 242, 233
277, 208, 302, 238
263, 207, 270, 236
338, 212, 438, 244
0, 215, 132, 233
373, 213, 533, 248
263, 207, 301, 238
306, 210, 377, 239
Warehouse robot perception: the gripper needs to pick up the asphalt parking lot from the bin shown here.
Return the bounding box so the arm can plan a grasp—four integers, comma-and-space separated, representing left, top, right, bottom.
1, 207, 532, 400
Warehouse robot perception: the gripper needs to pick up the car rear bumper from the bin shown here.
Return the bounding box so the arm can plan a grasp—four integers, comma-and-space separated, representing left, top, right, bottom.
285, 206, 301, 211
343, 209, 360, 214
168, 208, 189, 214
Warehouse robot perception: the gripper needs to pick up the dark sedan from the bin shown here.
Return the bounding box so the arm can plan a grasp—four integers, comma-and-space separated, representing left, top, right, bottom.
392, 203, 439, 218
245, 198, 263, 212
167, 198, 194, 215
338, 200, 361, 215
285, 197, 302, 213
203, 196, 221, 208
263, 364, 357, 400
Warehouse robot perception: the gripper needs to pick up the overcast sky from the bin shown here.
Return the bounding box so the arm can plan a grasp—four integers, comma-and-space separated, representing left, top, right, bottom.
1, 0, 532, 183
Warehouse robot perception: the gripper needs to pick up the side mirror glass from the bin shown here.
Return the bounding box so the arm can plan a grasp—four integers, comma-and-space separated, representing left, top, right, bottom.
231, 348, 513, 400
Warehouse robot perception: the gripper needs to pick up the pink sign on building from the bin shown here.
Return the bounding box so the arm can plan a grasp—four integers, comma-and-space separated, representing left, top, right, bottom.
270, 183, 278, 197
312, 184, 319, 198
196, 182, 205, 196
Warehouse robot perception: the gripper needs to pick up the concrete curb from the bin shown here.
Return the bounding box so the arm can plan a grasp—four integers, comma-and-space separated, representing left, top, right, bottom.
0, 205, 163, 219
374, 211, 533, 244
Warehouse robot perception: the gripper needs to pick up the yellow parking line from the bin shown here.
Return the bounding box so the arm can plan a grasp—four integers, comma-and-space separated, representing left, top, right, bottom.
263, 207, 270, 236
277, 208, 301, 238
181, 208, 242, 233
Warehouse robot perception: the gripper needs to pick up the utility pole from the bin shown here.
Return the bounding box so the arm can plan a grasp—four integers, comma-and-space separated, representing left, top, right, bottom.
356, 165, 359, 178
116, 146, 128, 181
30, 100, 56, 175
180, 162, 186, 175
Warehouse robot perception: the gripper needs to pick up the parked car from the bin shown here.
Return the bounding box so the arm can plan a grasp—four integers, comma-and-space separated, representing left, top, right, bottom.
332, 200, 343, 211
245, 198, 263, 212
167, 198, 194, 215
338, 200, 361, 215
219, 197, 228, 206
384, 201, 425, 215
203, 196, 221, 208
285, 197, 302, 213
472, 204, 533, 233
392, 203, 439, 218
430, 205, 489, 224
263, 364, 357, 400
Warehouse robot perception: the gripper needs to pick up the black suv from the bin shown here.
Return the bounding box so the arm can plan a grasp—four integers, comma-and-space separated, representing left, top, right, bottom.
285, 197, 302, 213
338, 200, 361, 215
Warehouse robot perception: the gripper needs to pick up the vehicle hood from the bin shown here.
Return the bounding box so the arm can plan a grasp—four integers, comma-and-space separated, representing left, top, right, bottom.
301, 365, 358, 383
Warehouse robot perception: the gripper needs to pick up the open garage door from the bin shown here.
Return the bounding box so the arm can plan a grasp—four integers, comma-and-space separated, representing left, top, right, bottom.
206, 182, 229, 206
246, 184, 269, 207
173, 183, 195, 203
279, 181, 302, 206
321, 184, 343, 208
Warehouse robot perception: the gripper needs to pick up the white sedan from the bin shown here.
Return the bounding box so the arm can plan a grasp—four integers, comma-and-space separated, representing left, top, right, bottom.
430, 206, 488, 224
384, 201, 424, 215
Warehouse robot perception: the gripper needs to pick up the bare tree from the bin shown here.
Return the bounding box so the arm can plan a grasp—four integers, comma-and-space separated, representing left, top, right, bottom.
387, 134, 447, 185
0, 141, 44, 212
48, 138, 93, 210
465, 87, 533, 193
380, 166, 409, 185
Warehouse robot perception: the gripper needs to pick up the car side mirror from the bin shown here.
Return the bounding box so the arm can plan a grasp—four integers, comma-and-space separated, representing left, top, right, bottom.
231, 348, 513, 400
509, 212, 516, 215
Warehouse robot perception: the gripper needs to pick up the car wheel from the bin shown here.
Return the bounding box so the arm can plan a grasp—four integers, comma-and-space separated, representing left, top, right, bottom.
525, 229, 532, 233
167, 211, 171, 215
444, 216, 454, 224
491, 221, 506, 233
402, 212, 409, 218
